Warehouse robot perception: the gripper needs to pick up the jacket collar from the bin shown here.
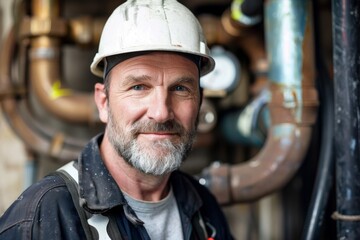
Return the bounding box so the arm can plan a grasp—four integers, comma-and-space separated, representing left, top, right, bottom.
78, 133, 203, 217
78, 134, 126, 213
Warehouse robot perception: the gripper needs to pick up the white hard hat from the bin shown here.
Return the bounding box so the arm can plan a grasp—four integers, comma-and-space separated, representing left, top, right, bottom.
90, 0, 215, 77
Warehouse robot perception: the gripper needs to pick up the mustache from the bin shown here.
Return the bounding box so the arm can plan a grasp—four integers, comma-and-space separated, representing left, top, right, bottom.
130, 120, 185, 135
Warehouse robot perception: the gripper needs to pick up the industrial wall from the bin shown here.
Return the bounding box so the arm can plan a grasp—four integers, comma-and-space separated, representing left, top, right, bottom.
1, 0, 352, 239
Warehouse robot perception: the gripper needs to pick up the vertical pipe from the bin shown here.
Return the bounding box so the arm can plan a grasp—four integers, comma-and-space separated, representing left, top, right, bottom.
31, 0, 60, 48
266, 0, 313, 108
28, 0, 98, 123
32, 0, 59, 17
200, 0, 318, 204
332, 0, 360, 238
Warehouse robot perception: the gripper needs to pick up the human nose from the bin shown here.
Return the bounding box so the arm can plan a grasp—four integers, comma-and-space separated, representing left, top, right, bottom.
147, 89, 174, 123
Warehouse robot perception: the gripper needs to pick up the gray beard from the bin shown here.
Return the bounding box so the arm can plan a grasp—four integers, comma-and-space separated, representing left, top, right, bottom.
119, 137, 186, 176
107, 110, 196, 176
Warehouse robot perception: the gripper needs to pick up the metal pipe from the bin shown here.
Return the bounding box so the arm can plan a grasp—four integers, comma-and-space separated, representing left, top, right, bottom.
332, 0, 360, 238
0, 28, 84, 161
220, 89, 270, 147
28, 0, 99, 124
29, 46, 99, 123
200, 0, 318, 204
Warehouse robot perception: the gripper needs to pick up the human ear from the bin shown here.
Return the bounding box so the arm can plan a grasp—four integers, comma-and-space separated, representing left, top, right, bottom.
94, 83, 108, 123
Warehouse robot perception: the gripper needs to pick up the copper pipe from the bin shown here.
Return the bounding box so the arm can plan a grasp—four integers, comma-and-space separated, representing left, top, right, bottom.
0, 28, 84, 161
32, 0, 59, 17
29, 46, 98, 123
201, 0, 319, 204
27, 0, 99, 124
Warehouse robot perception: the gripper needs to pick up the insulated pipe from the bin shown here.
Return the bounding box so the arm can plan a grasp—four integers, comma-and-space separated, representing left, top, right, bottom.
200, 0, 318, 204
332, 0, 360, 238
27, 0, 99, 124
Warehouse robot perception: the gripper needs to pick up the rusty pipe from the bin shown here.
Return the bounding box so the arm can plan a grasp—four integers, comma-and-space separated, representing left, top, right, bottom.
25, 0, 99, 124
200, 0, 318, 204
202, 124, 312, 203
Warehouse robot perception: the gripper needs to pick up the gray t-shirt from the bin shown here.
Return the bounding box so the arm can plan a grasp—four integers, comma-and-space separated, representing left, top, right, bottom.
123, 188, 184, 240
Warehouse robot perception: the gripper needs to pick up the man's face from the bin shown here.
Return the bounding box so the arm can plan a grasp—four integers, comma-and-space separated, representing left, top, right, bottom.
97, 52, 200, 176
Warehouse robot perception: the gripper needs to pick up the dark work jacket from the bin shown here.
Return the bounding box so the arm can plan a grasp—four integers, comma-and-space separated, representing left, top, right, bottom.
0, 134, 233, 240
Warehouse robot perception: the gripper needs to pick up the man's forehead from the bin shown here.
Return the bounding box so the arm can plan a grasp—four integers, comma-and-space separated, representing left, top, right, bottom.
110, 55, 199, 85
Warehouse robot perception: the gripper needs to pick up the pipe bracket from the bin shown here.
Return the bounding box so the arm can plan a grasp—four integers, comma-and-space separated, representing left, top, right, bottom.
19, 16, 67, 38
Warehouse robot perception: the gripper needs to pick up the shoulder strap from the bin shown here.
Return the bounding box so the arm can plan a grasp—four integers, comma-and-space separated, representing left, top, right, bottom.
52, 169, 95, 239
54, 161, 122, 240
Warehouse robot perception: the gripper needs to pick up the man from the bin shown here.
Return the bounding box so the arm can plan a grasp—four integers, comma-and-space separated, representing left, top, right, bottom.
0, 0, 233, 239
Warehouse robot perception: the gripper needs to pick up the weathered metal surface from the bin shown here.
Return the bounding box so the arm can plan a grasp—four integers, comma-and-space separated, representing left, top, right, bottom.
332, 0, 360, 238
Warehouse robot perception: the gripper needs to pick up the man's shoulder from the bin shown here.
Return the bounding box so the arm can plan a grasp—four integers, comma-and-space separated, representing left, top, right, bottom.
0, 173, 73, 235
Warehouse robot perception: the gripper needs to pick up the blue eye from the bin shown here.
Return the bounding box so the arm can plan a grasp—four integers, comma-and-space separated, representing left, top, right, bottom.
132, 85, 145, 90
173, 85, 187, 91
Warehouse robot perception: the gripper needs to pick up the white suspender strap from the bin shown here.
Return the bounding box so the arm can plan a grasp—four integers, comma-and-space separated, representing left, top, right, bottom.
57, 161, 113, 240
